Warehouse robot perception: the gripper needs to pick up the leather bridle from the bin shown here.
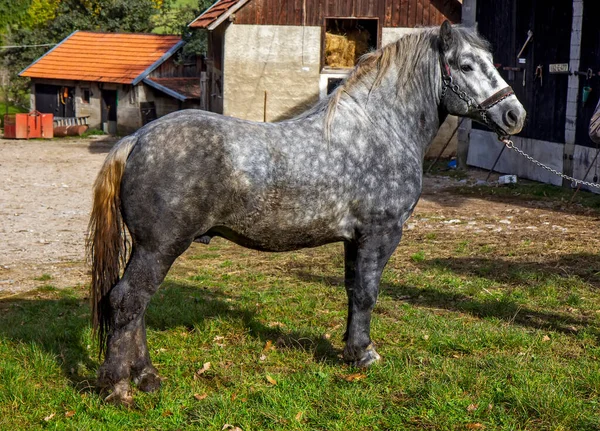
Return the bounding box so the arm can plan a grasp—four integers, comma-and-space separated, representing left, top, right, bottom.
440, 58, 515, 140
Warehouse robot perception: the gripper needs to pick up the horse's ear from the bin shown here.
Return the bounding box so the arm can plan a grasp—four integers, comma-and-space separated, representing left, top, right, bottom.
440, 20, 454, 51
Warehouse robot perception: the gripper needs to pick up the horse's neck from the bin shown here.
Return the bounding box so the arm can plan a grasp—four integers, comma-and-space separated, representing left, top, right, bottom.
343, 51, 444, 157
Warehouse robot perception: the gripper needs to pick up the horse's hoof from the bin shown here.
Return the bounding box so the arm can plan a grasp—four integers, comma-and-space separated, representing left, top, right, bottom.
134, 369, 162, 393
344, 343, 381, 368
104, 380, 133, 407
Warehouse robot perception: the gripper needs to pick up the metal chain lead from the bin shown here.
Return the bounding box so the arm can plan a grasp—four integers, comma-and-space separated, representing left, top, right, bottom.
441, 70, 599, 189
503, 139, 600, 189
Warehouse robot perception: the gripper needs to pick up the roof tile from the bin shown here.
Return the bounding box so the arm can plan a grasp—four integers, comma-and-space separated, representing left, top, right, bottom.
20, 32, 182, 84
189, 0, 242, 29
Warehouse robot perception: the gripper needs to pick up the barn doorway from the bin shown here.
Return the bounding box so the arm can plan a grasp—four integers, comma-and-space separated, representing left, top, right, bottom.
323, 18, 379, 69
101, 89, 117, 135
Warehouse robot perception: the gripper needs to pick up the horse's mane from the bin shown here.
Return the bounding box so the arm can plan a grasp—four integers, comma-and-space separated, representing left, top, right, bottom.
321, 25, 490, 137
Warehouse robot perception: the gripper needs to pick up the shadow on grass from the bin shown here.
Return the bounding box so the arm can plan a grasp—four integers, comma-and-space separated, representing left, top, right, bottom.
0, 282, 337, 390
424, 253, 600, 290
293, 262, 597, 337
148, 281, 338, 363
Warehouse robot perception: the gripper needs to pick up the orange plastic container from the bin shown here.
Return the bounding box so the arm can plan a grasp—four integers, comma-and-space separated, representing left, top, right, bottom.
3, 111, 53, 139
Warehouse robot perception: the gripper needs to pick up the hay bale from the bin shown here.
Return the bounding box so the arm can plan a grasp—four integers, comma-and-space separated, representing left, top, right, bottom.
325, 30, 371, 68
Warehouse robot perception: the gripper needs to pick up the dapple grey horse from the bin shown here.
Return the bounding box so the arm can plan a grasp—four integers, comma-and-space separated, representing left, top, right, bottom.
88, 21, 526, 404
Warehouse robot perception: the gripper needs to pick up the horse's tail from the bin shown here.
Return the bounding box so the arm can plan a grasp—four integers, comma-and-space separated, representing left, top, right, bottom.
87, 136, 137, 356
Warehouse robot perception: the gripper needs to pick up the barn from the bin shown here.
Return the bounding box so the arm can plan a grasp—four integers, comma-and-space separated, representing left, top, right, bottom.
461, 0, 600, 191
189, 0, 463, 154
19, 31, 202, 135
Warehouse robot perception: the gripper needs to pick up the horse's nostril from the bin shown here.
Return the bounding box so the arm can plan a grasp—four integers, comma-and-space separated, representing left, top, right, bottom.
504, 110, 518, 127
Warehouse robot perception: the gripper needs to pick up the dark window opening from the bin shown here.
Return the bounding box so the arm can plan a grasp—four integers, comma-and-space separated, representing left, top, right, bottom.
324, 18, 379, 69
82, 88, 90, 103
327, 78, 344, 94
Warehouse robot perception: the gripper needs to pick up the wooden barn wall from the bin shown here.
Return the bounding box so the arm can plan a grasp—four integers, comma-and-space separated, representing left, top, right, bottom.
475, 0, 572, 144
575, 1, 600, 148
234, 0, 461, 27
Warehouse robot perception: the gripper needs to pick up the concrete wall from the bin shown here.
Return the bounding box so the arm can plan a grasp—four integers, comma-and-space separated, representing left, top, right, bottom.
573, 144, 600, 193
223, 24, 321, 121
467, 129, 564, 186
381, 27, 420, 46
115, 84, 142, 135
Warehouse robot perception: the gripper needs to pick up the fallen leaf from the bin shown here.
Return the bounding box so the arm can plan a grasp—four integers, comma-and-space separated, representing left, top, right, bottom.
64, 410, 76, 418
342, 373, 367, 382
259, 354, 267, 361
467, 403, 478, 412
466, 423, 485, 430
268, 321, 286, 328
231, 393, 237, 401
542, 335, 551, 342
295, 411, 303, 421
194, 393, 208, 401
262, 340, 273, 353
266, 375, 277, 385
43, 413, 56, 422
195, 362, 211, 378
162, 410, 173, 417
214, 335, 224, 341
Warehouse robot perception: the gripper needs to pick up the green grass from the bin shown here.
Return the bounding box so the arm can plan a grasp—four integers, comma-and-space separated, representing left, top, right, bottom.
2, 239, 600, 430
2, 184, 600, 429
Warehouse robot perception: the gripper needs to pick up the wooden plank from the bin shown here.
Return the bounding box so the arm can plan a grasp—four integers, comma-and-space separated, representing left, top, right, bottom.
408, 0, 416, 27
236, 0, 255, 24
255, 0, 263, 24
430, 1, 439, 25
367, 0, 374, 17
295, 0, 303, 25
306, 0, 318, 25
288, 0, 295, 25
392, 0, 400, 27
400, 0, 408, 27
264, 0, 273, 24
276, 0, 287, 25
384, 0, 393, 26
422, 0, 429, 25
415, 0, 423, 25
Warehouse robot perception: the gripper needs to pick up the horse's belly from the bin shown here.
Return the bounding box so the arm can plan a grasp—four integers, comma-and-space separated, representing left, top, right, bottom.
207, 215, 348, 252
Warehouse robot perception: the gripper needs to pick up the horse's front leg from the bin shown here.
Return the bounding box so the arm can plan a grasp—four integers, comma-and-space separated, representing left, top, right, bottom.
343, 226, 402, 367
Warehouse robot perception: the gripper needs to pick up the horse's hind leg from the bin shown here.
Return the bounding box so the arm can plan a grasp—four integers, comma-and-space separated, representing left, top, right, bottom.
343, 226, 403, 367
97, 244, 187, 404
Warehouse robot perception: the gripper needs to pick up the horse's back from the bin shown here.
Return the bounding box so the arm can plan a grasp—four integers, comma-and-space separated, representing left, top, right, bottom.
117, 110, 336, 250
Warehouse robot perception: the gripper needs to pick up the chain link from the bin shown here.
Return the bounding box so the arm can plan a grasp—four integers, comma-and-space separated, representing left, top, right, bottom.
503, 139, 600, 189
441, 74, 599, 189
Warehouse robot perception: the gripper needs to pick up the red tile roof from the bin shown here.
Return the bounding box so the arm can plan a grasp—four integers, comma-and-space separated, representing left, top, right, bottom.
20, 31, 183, 84
147, 78, 201, 99
189, 0, 244, 29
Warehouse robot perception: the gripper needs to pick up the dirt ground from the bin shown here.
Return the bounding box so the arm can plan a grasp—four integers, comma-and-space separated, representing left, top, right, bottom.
1, 137, 600, 295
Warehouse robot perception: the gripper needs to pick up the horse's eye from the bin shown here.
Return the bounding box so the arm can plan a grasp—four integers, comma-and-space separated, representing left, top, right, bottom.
460, 64, 474, 73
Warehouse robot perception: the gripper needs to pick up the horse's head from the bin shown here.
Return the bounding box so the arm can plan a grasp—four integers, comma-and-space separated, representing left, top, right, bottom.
438, 21, 526, 138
